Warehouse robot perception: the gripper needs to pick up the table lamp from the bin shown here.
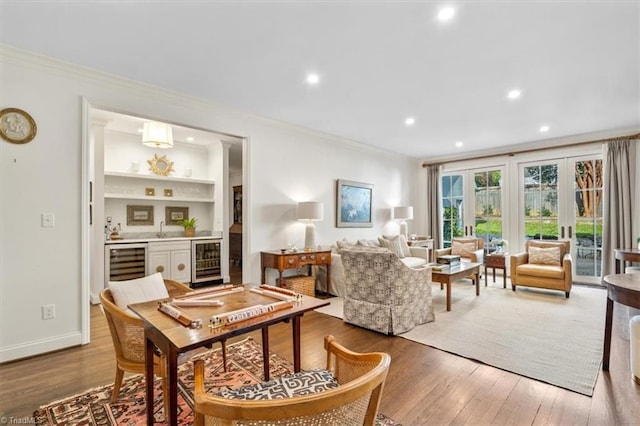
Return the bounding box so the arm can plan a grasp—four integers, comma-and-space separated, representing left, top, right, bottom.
297, 201, 324, 251
394, 206, 413, 238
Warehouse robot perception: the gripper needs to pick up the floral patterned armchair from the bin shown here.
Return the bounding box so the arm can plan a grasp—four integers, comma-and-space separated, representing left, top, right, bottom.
340, 247, 435, 335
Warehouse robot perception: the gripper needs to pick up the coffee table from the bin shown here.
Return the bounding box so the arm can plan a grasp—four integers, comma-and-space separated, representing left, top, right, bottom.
431, 262, 481, 311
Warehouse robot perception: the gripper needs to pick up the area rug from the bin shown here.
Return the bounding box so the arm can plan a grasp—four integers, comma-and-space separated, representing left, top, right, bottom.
315, 296, 344, 318
400, 282, 607, 396
34, 337, 399, 425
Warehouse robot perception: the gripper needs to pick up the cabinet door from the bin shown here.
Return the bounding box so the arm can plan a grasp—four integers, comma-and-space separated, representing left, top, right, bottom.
148, 251, 170, 278
171, 249, 191, 283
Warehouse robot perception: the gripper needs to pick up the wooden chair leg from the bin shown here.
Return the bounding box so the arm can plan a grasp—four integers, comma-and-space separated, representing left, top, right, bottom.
221, 340, 228, 372
111, 366, 125, 403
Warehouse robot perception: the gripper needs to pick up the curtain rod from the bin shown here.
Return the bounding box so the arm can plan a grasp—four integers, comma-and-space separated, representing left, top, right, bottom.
421, 132, 640, 168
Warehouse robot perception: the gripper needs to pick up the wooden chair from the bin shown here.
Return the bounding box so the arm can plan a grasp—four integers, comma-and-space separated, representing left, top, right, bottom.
193, 335, 391, 426
100, 278, 226, 417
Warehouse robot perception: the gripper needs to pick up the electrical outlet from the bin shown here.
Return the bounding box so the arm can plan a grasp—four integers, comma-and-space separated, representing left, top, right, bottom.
41, 213, 55, 228
42, 304, 55, 320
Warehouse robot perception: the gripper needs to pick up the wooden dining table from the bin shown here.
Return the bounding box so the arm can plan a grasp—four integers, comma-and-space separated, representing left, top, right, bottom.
602, 273, 640, 371
129, 285, 329, 425
614, 247, 640, 273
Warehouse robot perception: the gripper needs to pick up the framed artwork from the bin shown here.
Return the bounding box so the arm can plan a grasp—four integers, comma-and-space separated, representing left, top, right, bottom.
336, 179, 374, 228
166, 206, 189, 225
126, 205, 154, 226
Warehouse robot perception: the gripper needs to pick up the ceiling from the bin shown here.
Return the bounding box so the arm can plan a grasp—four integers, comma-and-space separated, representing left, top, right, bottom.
1, 1, 639, 161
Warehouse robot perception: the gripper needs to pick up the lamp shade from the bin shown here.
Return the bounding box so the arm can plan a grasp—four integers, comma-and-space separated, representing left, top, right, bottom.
297, 201, 324, 221
142, 122, 174, 149
393, 206, 413, 220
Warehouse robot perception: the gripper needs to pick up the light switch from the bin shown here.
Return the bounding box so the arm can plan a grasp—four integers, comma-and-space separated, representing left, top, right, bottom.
41, 213, 55, 227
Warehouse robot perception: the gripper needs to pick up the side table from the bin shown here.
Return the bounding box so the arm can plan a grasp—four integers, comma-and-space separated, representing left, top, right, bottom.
485, 252, 508, 288
261, 250, 332, 294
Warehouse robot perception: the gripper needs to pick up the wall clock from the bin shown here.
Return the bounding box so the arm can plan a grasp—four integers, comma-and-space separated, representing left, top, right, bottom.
0, 108, 37, 144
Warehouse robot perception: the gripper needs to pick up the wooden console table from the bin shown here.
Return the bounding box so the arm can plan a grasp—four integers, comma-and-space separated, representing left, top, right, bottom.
261, 250, 332, 294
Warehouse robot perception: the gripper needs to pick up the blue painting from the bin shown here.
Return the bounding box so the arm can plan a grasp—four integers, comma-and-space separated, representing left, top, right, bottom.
337, 179, 373, 227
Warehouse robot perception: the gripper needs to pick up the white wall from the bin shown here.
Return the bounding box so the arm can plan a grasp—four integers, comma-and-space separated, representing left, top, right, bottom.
0, 46, 419, 362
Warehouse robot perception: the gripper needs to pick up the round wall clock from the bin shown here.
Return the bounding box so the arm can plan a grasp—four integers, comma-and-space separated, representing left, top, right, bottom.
0, 108, 37, 144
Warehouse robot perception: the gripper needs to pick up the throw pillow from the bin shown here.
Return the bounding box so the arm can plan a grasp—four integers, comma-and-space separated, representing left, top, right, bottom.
336, 239, 357, 249
108, 272, 169, 310
383, 234, 411, 257
451, 241, 477, 259
378, 236, 405, 258
217, 369, 339, 400
528, 246, 561, 265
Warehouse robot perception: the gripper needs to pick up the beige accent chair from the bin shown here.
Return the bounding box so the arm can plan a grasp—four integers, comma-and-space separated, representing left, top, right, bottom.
193, 335, 391, 426
510, 240, 573, 298
435, 237, 484, 269
100, 278, 227, 416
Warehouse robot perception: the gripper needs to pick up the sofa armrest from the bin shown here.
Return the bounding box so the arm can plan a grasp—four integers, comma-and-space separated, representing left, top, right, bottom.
434, 247, 451, 258
409, 246, 429, 261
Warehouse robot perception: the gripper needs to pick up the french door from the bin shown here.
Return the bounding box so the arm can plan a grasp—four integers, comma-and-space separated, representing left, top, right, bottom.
519, 154, 603, 284
441, 166, 505, 249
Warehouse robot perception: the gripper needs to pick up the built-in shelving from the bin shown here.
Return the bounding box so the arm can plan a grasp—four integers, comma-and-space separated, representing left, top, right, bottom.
104, 171, 215, 203
105, 171, 215, 185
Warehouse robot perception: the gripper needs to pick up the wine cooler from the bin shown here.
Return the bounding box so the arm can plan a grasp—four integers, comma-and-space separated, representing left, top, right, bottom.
192, 239, 222, 284
104, 243, 148, 285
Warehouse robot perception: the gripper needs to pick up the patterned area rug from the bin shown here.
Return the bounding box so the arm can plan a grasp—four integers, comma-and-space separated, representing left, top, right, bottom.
34, 337, 399, 425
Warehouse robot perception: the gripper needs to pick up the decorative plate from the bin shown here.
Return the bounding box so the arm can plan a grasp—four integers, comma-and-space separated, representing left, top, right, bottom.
0, 108, 37, 144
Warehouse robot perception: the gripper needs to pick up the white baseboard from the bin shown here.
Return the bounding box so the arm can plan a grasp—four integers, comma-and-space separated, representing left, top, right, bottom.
0, 332, 83, 363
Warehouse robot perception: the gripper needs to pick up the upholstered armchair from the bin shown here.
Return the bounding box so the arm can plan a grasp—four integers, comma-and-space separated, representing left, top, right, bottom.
510, 240, 572, 298
434, 237, 484, 266
340, 247, 435, 335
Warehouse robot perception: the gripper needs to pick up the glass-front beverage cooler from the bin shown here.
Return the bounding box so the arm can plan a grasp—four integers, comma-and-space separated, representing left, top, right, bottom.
104, 243, 148, 286
191, 239, 222, 284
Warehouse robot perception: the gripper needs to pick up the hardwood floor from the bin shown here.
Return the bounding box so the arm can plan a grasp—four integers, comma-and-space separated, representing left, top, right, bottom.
1, 284, 638, 424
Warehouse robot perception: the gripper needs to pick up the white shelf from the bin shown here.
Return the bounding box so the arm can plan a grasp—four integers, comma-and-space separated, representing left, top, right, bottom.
104, 193, 214, 203
105, 171, 214, 185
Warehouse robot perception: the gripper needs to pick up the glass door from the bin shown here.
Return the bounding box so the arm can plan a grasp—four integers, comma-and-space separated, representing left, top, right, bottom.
522, 162, 560, 241
519, 155, 603, 284
441, 167, 505, 249
571, 156, 603, 284
441, 174, 465, 248
473, 169, 504, 250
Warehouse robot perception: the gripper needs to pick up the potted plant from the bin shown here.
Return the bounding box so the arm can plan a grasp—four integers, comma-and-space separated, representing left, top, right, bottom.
637, 236, 640, 250
178, 217, 197, 238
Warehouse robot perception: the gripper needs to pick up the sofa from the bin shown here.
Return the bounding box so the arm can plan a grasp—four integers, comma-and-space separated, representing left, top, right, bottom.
316, 235, 430, 297
340, 246, 435, 335
510, 240, 572, 298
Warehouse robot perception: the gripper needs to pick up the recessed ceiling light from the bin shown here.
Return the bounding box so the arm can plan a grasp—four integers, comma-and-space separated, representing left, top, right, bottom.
186, 136, 194, 142
437, 7, 456, 21
405, 117, 416, 126
455, 141, 463, 148
539, 125, 550, 133
306, 73, 320, 85
507, 89, 521, 100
